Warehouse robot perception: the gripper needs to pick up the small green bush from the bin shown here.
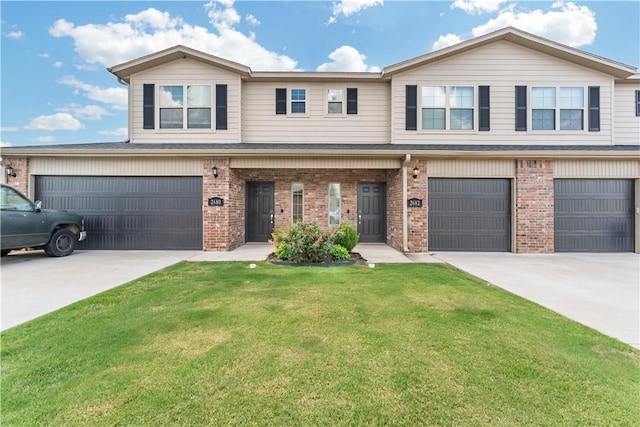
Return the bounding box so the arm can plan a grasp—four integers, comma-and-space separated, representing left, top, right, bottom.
332, 223, 359, 252
330, 244, 350, 261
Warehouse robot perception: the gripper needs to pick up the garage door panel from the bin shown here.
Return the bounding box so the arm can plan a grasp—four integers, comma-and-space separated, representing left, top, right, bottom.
429, 178, 511, 252
554, 179, 634, 252
35, 176, 203, 250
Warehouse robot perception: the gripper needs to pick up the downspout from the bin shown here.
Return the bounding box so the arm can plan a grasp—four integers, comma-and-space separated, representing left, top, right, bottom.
402, 153, 411, 252
117, 77, 132, 143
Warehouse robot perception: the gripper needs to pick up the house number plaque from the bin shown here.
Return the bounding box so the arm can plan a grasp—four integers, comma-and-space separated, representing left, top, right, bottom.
407, 198, 423, 208
208, 197, 224, 206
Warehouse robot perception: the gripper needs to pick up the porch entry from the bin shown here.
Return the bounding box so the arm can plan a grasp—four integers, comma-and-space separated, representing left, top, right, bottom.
246, 182, 274, 242
357, 182, 387, 243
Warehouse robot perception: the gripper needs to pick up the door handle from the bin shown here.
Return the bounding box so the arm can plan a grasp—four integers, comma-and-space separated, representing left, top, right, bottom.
270, 213, 274, 224
358, 213, 362, 225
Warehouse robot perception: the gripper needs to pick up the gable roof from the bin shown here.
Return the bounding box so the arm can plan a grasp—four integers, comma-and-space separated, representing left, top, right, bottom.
382, 27, 637, 79
108, 45, 252, 83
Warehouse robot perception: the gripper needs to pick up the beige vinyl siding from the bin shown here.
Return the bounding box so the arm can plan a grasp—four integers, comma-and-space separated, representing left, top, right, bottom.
29, 157, 204, 176
230, 157, 400, 169
554, 160, 640, 178
129, 58, 241, 143
428, 159, 515, 177
392, 40, 613, 146
614, 83, 640, 145
242, 81, 390, 144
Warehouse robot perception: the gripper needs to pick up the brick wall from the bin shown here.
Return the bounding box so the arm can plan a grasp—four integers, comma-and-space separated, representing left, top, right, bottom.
2, 158, 29, 195
204, 168, 390, 250
386, 167, 404, 251
515, 159, 554, 253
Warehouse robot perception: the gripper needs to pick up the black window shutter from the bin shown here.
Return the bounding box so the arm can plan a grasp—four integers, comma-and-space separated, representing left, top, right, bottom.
143, 84, 154, 129
216, 84, 228, 130
515, 85, 527, 131
275, 88, 287, 114
588, 86, 600, 132
347, 88, 358, 114
636, 90, 640, 116
479, 85, 490, 131
406, 85, 417, 131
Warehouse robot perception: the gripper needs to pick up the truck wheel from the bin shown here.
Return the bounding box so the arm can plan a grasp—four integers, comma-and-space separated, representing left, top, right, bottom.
44, 229, 77, 257
1, 250, 10, 257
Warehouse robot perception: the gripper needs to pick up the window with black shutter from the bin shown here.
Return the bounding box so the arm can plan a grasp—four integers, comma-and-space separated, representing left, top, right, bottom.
406, 85, 417, 130
215, 84, 228, 130
588, 86, 600, 132
479, 85, 490, 131
275, 88, 287, 114
347, 88, 358, 114
515, 85, 527, 131
143, 84, 155, 129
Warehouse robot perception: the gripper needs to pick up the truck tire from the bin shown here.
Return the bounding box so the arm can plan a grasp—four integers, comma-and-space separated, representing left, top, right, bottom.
44, 228, 77, 257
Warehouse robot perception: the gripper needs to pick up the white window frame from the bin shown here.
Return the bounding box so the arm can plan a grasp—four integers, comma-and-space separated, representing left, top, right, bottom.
158, 84, 214, 131
326, 88, 344, 115
530, 86, 586, 131
292, 183, 304, 223
419, 86, 476, 131
289, 88, 307, 115
328, 183, 341, 226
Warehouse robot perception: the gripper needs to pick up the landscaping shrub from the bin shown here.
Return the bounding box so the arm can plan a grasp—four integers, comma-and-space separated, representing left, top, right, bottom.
332, 223, 359, 252
270, 221, 359, 263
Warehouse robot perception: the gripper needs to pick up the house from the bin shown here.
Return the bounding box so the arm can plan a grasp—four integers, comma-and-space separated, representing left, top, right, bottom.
2, 27, 639, 253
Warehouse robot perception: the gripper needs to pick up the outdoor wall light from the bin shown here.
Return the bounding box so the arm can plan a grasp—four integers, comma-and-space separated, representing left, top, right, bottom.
412, 167, 420, 179
5, 165, 16, 178
212, 166, 218, 178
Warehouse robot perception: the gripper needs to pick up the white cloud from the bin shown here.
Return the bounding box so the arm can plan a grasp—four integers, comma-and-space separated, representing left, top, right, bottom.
57, 76, 128, 110
34, 136, 56, 142
317, 45, 380, 72
472, 1, 597, 47
327, 0, 384, 25
7, 31, 24, 39
451, 0, 507, 15
25, 113, 84, 131
245, 14, 260, 26
59, 104, 112, 120
49, 1, 297, 71
1, 127, 19, 132
0, 141, 12, 147
98, 128, 128, 137
38, 53, 51, 58
432, 33, 464, 51
54, 61, 63, 68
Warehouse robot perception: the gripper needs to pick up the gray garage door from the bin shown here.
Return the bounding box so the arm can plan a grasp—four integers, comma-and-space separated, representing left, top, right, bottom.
428, 178, 511, 251
555, 179, 634, 252
35, 176, 203, 250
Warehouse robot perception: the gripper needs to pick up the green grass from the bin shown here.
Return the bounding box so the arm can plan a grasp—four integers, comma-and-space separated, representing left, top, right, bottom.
2, 262, 638, 426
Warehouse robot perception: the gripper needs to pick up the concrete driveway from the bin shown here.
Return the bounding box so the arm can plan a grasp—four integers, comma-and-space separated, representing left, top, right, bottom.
1, 247, 638, 350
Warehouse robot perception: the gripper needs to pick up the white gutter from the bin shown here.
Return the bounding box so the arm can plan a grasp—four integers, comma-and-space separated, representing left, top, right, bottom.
402, 153, 411, 253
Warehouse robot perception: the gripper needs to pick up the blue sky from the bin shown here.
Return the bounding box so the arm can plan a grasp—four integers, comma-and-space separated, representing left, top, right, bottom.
1, 0, 638, 147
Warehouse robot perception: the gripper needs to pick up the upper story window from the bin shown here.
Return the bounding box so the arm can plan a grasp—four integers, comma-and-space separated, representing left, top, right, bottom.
291, 88, 306, 114
531, 87, 584, 130
159, 85, 212, 129
421, 86, 475, 130
327, 89, 343, 113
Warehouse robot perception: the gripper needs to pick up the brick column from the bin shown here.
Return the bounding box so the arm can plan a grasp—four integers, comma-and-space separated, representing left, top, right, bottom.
407, 159, 428, 253
386, 168, 404, 251
203, 158, 231, 251
515, 159, 554, 253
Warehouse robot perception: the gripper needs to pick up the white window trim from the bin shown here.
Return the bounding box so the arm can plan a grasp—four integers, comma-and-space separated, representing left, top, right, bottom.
328, 183, 341, 226
324, 87, 346, 117
418, 85, 478, 133
156, 83, 215, 132
292, 183, 304, 223
288, 87, 309, 117
529, 85, 588, 133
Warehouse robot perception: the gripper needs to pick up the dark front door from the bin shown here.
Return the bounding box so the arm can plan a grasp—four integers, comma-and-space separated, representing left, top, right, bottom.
246, 182, 275, 242
357, 182, 386, 243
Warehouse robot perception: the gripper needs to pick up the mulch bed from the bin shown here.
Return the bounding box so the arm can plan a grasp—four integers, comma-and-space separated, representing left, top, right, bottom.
266, 252, 368, 266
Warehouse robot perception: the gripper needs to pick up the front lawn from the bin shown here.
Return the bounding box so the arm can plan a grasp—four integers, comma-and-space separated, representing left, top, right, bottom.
2, 262, 638, 426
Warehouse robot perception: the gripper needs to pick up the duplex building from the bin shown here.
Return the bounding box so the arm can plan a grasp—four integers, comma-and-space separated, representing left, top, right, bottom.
3, 27, 639, 253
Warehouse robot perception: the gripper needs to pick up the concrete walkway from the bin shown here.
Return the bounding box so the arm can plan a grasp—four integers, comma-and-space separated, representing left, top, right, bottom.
2, 244, 638, 350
